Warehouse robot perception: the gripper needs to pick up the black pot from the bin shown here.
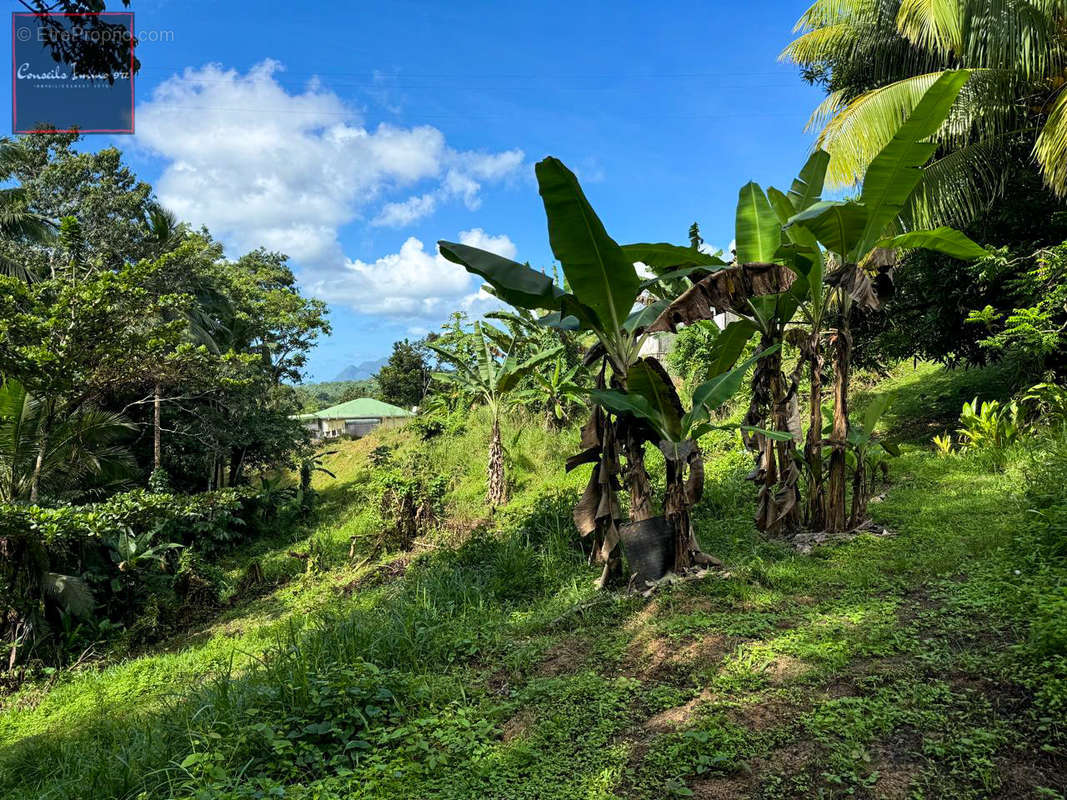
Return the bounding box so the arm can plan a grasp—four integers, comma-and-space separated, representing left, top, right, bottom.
619, 515, 674, 587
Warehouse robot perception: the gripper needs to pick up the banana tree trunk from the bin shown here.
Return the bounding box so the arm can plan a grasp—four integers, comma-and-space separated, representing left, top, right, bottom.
487, 418, 507, 508
826, 323, 852, 532
665, 443, 716, 572
750, 340, 799, 537
804, 342, 826, 530
623, 429, 654, 523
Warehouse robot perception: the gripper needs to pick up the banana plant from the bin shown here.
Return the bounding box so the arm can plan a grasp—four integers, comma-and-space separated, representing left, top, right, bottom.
648, 69, 988, 534
644, 173, 818, 536
440, 158, 725, 583
782, 69, 988, 530
592, 348, 791, 571
512, 356, 586, 430
841, 394, 899, 528
429, 321, 561, 508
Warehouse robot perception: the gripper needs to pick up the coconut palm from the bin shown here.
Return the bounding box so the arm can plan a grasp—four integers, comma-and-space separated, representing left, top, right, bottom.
0, 139, 55, 281
782, 0, 1067, 224
0, 379, 136, 504
429, 322, 561, 507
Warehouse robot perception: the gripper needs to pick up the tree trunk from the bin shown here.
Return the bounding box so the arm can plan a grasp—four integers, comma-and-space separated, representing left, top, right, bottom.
623, 429, 654, 523
665, 445, 719, 573
804, 342, 826, 530
750, 341, 799, 536
29, 403, 53, 504
487, 418, 506, 508
228, 447, 247, 487
153, 382, 162, 471
28, 436, 46, 505
826, 324, 852, 532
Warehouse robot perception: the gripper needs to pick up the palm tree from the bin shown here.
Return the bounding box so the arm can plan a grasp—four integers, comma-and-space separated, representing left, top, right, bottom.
0, 379, 136, 504
0, 139, 54, 281
429, 322, 561, 507
782, 0, 1067, 224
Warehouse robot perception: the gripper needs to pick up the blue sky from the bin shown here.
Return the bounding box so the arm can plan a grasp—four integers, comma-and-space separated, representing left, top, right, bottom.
9, 0, 825, 381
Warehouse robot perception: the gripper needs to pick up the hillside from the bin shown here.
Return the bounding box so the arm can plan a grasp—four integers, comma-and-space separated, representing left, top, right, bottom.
1, 362, 1064, 799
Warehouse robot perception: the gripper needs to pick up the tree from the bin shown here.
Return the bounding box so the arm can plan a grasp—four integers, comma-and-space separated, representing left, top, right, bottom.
429, 322, 561, 507
0, 379, 135, 503
650, 71, 988, 533
440, 158, 745, 586
0, 134, 156, 278
376, 339, 430, 409
0, 141, 54, 281
782, 0, 1067, 223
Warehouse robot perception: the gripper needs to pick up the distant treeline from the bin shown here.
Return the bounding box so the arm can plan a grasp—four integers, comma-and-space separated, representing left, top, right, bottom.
293, 379, 381, 412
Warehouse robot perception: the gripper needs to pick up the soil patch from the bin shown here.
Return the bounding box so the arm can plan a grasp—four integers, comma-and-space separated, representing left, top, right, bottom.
624, 633, 735, 681
499, 708, 536, 742
538, 635, 591, 677
644, 689, 717, 732
727, 695, 802, 731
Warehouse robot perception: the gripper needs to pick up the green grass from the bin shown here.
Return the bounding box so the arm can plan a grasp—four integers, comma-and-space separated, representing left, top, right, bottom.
1, 363, 1065, 799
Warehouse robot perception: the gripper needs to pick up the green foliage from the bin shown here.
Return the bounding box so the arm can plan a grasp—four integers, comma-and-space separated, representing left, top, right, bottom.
966, 242, 1067, 377
293, 379, 380, 412
0, 135, 329, 496
0, 484, 293, 665
1023, 382, 1067, 426
957, 397, 1024, 452
371, 460, 447, 551
3, 363, 1067, 799
376, 339, 431, 409
0, 378, 137, 503
430, 321, 563, 423
932, 432, 954, 456
784, 0, 1067, 220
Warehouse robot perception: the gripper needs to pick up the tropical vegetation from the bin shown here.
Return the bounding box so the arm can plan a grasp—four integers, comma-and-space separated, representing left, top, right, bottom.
3, 4, 1067, 799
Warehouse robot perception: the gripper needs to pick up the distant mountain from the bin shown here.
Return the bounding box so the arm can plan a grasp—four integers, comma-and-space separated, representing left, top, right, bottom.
335, 357, 388, 382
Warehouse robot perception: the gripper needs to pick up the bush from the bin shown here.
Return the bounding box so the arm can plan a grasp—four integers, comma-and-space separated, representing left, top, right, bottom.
0, 485, 293, 666
1025, 426, 1067, 560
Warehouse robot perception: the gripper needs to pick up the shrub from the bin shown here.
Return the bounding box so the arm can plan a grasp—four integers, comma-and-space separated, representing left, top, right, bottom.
372, 464, 447, 551
0, 485, 293, 666
957, 397, 1024, 452
1025, 427, 1067, 560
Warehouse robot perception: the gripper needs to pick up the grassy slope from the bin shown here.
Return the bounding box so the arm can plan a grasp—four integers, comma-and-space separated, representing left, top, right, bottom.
1, 364, 1065, 799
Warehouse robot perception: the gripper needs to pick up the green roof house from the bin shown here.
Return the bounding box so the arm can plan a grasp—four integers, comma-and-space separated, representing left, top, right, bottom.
296, 398, 414, 440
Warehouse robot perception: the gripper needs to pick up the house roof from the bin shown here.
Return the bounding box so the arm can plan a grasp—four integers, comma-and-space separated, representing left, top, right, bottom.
300, 397, 414, 420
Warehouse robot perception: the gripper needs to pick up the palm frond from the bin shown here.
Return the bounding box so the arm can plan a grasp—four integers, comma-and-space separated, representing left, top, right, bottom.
1034, 84, 1067, 195
957, 0, 1067, 78
896, 0, 965, 53
816, 69, 1024, 186
907, 130, 1027, 225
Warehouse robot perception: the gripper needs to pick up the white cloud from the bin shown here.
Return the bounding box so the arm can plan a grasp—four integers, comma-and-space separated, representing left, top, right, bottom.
373, 193, 438, 228
136, 60, 525, 265
371, 151, 524, 227
305, 228, 515, 319
455, 227, 517, 260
